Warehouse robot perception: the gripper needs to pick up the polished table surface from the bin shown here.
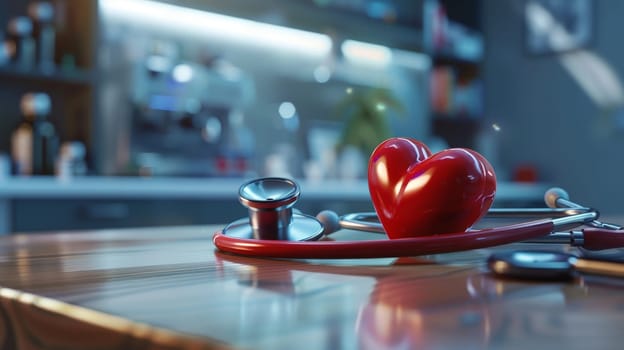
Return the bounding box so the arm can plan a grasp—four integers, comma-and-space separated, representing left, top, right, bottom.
1, 225, 624, 349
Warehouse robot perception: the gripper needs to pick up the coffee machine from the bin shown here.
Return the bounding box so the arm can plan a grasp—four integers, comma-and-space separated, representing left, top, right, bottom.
129, 44, 255, 177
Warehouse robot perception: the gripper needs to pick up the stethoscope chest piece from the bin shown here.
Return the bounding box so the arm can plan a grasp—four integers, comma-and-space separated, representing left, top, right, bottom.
223, 177, 324, 241
487, 250, 576, 280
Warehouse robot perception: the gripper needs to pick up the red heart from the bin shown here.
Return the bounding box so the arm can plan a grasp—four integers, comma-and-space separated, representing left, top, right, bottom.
368, 137, 496, 239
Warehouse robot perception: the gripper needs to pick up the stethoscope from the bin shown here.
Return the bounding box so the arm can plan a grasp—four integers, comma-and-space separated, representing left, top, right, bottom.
213, 177, 624, 259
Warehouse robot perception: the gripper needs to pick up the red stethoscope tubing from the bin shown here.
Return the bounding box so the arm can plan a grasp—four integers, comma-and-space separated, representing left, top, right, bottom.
213, 219, 555, 259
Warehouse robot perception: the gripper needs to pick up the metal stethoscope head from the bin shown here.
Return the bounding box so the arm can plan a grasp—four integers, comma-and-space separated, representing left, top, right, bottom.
223, 178, 324, 241
214, 178, 624, 259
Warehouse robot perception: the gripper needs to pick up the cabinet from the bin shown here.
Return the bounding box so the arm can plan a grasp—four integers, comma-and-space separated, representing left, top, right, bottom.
424, 0, 484, 149
8, 196, 376, 233
11, 198, 243, 232
0, 0, 98, 170
430, 55, 482, 148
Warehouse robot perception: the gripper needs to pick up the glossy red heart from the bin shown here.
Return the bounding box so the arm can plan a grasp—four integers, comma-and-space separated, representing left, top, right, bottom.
368, 137, 496, 238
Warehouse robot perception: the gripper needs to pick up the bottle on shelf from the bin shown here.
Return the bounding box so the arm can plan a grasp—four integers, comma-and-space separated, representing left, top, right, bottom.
11, 92, 59, 176
28, 1, 56, 73
55, 141, 87, 180
6, 16, 36, 70
0, 40, 16, 66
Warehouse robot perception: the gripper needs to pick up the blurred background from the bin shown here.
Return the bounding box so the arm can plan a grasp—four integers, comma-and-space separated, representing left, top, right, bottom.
1, 0, 622, 233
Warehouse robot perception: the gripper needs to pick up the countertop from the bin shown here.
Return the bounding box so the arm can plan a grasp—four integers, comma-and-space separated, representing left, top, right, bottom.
0, 176, 549, 202
0, 224, 623, 349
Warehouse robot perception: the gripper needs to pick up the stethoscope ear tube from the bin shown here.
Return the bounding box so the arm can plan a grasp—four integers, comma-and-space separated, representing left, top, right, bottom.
338, 208, 593, 234
581, 228, 624, 250
213, 219, 555, 259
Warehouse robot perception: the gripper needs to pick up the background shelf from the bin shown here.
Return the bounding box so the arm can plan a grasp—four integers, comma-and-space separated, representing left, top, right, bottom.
0, 65, 94, 86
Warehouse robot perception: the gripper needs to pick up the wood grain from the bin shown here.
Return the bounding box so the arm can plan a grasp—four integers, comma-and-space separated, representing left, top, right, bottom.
0, 225, 623, 349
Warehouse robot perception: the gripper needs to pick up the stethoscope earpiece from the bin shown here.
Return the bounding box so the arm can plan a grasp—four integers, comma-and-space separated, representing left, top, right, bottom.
315, 210, 341, 235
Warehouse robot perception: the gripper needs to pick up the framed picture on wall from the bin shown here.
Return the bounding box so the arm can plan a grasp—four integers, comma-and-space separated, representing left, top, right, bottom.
524, 0, 592, 54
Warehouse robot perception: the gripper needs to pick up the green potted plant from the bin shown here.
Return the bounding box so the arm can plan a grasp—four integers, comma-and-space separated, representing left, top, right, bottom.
335, 87, 404, 159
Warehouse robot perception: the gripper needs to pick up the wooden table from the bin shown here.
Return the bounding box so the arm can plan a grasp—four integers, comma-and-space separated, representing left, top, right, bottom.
0, 225, 623, 350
